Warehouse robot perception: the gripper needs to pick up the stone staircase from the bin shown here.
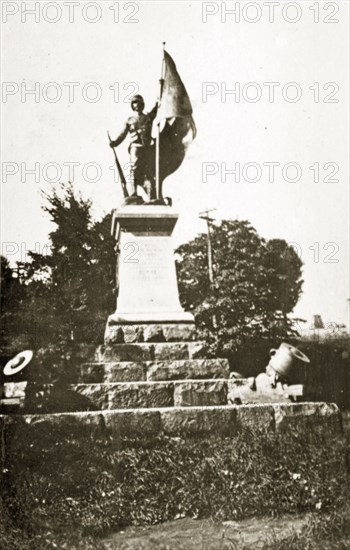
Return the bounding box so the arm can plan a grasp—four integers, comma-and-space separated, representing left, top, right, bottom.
71, 325, 232, 411
1, 325, 341, 438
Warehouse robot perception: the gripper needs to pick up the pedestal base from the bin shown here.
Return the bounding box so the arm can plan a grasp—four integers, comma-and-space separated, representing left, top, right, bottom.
105, 321, 196, 344
110, 205, 194, 325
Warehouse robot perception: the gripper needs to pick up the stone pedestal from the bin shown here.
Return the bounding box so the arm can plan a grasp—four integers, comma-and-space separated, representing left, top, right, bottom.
68, 205, 315, 413
105, 206, 194, 342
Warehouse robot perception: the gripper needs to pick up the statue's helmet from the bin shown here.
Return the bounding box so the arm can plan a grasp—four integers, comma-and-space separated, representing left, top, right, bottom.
131, 94, 145, 110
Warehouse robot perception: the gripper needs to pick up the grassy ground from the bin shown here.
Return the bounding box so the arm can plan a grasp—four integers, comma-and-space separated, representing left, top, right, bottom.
1, 419, 349, 549
101, 503, 350, 549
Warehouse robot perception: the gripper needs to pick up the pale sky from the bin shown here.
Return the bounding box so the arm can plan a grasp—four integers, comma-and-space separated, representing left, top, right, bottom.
1, 1, 349, 327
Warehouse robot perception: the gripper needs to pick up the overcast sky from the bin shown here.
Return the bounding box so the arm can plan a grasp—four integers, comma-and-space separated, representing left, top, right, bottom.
1, 1, 349, 328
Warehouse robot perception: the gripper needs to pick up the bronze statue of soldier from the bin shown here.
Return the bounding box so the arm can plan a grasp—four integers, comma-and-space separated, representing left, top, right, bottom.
109, 95, 158, 204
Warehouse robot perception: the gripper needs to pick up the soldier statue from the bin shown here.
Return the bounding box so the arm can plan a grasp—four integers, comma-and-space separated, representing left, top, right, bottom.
109, 95, 158, 204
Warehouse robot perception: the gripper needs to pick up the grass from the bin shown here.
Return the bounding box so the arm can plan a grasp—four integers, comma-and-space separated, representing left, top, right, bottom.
1, 418, 349, 548
258, 500, 350, 550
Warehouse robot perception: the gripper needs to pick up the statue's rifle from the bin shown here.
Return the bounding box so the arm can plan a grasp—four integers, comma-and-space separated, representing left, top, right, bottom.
107, 131, 129, 198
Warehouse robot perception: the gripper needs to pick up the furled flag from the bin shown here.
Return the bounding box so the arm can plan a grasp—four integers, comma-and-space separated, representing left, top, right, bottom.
155, 50, 196, 189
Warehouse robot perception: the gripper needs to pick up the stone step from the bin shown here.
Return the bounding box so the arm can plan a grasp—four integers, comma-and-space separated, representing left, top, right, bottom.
3, 403, 341, 437
78, 358, 230, 383
71, 379, 228, 410
104, 322, 196, 344
95, 341, 206, 363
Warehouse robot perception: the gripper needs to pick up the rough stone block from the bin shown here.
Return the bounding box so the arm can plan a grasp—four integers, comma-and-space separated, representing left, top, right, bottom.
161, 406, 237, 435
3, 411, 107, 439
122, 326, 145, 343
104, 363, 146, 383
153, 343, 189, 361
174, 380, 227, 407
104, 326, 124, 344
96, 344, 153, 362
143, 325, 165, 342
1, 410, 160, 439
162, 324, 196, 342
71, 384, 109, 409
79, 362, 146, 383
108, 381, 174, 409
146, 359, 230, 381
104, 323, 197, 344
236, 404, 275, 431
273, 402, 342, 433
103, 409, 161, 436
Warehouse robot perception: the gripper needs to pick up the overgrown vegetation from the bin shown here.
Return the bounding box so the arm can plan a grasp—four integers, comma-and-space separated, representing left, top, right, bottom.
0, 424, 348, 548
1, 183, 115, 353
176, 220, 304, 358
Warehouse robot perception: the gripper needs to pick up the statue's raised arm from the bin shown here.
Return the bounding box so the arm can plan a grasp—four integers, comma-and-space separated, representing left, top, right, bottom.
108, 51, 195, 206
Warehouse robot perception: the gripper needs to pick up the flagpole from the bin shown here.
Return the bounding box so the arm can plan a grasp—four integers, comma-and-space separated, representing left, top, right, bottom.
156, 41, 166, 200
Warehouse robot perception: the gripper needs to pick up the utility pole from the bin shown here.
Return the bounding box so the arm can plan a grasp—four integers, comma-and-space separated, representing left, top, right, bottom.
199, 208, 217, 285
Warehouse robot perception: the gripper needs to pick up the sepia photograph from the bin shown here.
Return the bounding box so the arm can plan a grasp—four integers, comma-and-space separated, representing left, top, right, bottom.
1, 1, 349, 548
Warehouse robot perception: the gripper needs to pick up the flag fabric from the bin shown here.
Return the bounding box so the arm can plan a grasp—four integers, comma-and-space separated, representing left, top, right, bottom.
153, 51, 196, 188
157, 51, 194, 121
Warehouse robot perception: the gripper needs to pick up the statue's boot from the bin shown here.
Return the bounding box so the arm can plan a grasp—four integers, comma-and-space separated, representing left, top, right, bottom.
123, 194, 145, 206
146, 196, 172, 206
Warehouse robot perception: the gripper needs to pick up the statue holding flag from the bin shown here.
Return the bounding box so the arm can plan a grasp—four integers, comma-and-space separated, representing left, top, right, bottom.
108, 48, 196, 205
109, 95, 158, 203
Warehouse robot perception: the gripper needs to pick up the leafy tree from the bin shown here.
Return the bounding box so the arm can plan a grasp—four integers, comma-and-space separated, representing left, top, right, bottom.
16, 183, 115, 347
0, 256, 25, 351
263, 239, 303, 320
176, 219, 303, 356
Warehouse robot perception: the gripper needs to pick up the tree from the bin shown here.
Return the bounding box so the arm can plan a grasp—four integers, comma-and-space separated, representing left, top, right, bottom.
263, 239, 303, 320
176, 219, 303, 356
16, 183, 115, 346
0, 256, 26, 351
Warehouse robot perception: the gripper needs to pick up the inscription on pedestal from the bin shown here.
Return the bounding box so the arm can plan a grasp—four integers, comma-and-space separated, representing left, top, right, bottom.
110, 207, 194, 323
117, 234, 181, 314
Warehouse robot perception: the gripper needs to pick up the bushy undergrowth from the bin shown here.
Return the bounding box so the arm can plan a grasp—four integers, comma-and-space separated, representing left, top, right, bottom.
1, 422, 349, 548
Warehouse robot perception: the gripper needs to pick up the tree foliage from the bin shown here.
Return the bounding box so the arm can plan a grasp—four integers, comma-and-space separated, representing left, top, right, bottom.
176, 219, 303, 355
0, 256, 26, 350
2, 183, 115, 350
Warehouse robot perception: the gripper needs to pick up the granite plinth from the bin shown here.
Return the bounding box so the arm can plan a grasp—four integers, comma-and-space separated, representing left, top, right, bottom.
174, 380, 228, 407
71, 379, 229, 410
78, 359, 230, 384
95, 342, 206, 363
71, 382, 174, 409
105, 322, 196, 344
110, 206, 194, 325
